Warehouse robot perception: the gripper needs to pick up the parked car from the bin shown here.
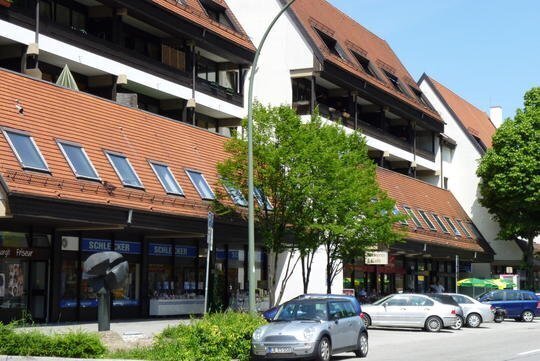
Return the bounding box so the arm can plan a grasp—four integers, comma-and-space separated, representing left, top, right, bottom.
252, 297, 368, 360
477, 289, 540, 322
433, 293, 495, 328
361, 293, 460, 332
262, 293, 362, 322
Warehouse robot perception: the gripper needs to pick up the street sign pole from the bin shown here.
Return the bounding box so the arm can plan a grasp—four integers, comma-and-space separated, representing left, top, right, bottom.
204, 211, 214, 314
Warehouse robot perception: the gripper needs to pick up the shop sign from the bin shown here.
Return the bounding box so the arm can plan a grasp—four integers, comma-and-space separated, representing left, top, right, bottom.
149, 243, 173, 256
175, 246, 197, 258
81, 239, 141, 254
0, 247, 46, 259
365, 251, 388, 265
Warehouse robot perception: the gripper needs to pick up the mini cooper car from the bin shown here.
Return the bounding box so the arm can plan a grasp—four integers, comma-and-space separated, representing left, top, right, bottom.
251, 297, 368, 360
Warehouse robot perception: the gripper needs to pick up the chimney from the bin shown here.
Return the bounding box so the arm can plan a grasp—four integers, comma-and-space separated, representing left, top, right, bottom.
489, 106, 503, 128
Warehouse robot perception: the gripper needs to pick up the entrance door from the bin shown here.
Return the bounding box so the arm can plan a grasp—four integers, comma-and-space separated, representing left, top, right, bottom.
29, 261, 48, 321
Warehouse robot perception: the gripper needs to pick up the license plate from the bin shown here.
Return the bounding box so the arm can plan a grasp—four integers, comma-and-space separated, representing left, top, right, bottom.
267, 347, 292, 353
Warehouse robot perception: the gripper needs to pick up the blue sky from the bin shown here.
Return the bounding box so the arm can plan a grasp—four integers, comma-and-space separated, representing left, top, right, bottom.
328, 0, 540, 119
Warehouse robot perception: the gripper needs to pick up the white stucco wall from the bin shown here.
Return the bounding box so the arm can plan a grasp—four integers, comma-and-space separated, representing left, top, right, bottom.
0, 20, 245, 118
227, 0, 314, 106
420, 80, 522, 262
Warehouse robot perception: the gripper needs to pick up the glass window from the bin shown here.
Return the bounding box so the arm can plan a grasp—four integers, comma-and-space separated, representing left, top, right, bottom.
112, 263, 140, 307
432, 213, 449, 233
418, 210, 436, 230
506, 291, 521, 301
394, 207, 409, 225
186, 170, 215, 200
254, 187, 273, 211
106, 152, 144, 188
148, 263, 173, 299
522, 292, 535, 301
328, 301, 353, 319
350, 50, 375, 77
223, 182, 247, 207
444, 217, 461, 236
457, 220, 472, 238
150, 162, 184, 195
403, 206, 422, 228
3, 130, 49, 171
314, 28, 348, 60
408, 295, 433, 307
58, 142, 99, 180
60, 259, 78, 308
0, 260, 28, 309
491, 291, 504, 301
383, 70, 404, 93
386, 295, 408, 306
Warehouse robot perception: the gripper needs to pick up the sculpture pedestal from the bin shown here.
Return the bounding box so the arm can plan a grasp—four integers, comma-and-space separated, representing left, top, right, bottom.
98, 289, 110, 332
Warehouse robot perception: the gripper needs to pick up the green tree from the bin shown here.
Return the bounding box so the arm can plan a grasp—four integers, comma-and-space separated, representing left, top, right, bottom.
477, 87, 540, 290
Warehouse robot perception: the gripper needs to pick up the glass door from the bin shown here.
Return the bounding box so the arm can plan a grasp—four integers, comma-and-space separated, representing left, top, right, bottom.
29, 261, 48, 321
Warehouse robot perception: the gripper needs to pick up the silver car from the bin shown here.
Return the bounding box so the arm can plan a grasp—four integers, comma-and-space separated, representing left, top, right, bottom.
361, 293, 460, 332
251, 298, 368, 360
444, 293, 495, 328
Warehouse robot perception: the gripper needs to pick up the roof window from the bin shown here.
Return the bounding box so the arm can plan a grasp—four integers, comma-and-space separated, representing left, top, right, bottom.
350, 50, 376, 77
403, 206, 422, 228
186, 170, 215, 200
223, 181, 247, 207
58, 141, 99, 180
394, 207, 409, 225
383, 70, 405, 94
254, 187, 273, 211
199, 0, 236, 30
444, 217, 461, 236
418, 210, 436, 231
106, 152, 144, 188
431, 213, 449, 233
3, 129, 49, 172
457, 220, 472, 238
408, 85, 431, 107
150, 162, 184, 195
314, 28, 348, 60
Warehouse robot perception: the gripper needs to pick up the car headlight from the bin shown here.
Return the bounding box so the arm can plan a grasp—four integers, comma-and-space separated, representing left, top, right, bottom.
303, 327, 316, 341
253, 327, 265, 341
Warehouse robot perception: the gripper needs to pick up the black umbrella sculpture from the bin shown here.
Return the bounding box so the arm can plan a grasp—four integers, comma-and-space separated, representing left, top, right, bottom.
83, 251, 129, 331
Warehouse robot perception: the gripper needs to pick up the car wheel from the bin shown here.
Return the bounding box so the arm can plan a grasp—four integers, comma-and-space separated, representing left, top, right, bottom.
466, 313, 482, 328
494, 313, 504, 323
451, 315, 464, 330
315, 336, 331, 361
361, 313, 371, 328
425, 316, 442, 332
354, 332, 368, 358
521, 310, 534, 322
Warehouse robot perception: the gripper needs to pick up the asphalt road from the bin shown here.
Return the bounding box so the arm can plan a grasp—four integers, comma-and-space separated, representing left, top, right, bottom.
333, 319, 540, 361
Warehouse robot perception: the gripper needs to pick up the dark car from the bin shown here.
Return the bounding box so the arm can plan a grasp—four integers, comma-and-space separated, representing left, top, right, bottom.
477, 290, 540, 322
262, 294, 362, 322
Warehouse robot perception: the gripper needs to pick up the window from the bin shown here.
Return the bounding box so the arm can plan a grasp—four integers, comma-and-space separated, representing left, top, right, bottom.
468, 222, 483, 238
490, 291, 504, 301
418, 210, 436, 230
408, 85, 431, 108
105, 152, 144, 188
522, 292, 535, 301
149, 162, 183, 195
254, 187, 273, 211
403, 206, 422, 228
506, 291, 521, 301
223, 182, 247, 207
456, 220, 472, 238
432, 213, 449, 233
314, 28, 348, 60
58, 142, 99, 180
186, 170, 215, 200
383, 70, 404, 93
394, 207, 409, 225
3, 129, 49, 171
444, 217, 461, 236
350, 50, 375, 77
199, 0, 235, 29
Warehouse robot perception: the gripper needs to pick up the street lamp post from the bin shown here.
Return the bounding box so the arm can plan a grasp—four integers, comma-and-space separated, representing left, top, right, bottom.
247, 0, 298, 313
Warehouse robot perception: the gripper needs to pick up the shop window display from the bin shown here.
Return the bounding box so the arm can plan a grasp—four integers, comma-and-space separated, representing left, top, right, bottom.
60, 259, 78, 308
149, 263, 174, 298
0, 259, 28, 309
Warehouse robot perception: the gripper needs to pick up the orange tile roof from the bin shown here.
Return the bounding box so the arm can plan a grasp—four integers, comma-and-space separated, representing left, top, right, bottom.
288, 0, 441, 122
0, 69, 231, 219
427, 76, 496, 148
151, 0, 255, 52
376, 167, 490, 253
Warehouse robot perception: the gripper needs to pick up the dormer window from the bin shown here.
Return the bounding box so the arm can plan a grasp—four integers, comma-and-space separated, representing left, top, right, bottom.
314, 28, 348, 60
3, 129, 49, 172
200, 0, 236, 30
350, 50, 375, 77
383, 70, 405, 94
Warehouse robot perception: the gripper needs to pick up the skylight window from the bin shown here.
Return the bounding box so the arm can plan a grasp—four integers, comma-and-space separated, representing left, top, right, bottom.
314, 28, 348, 60
432, 213, 449, 233
3, 129, 49, 172
383, 70, 404, 93
418, 210, 436, 231
200, 0, 235, 29
186, 170, 215, 200
254, 187, 273, 211
403, 206, 422, 228
150, 162, 184, 195
350, 50, 375, 77
408, 85, 431, 107
457, 220, 472, 238
394, 207, 409, 225
58, 141, 99, 180
444, 217, 461, 236
223, 182, 247, 207
105, 152, 144, 188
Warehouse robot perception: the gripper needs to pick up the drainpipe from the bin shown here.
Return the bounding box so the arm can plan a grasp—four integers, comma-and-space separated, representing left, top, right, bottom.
310, 74, 316, 113
35, 1, 39, 68
439, 136, 444, 188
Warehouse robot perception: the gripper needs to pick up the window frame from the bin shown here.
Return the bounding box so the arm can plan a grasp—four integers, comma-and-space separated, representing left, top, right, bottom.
2, 128, 50, 172
444, 216, 461, 236
382, 70, 406, 94
222, 181, 247, 207
185, 169, 215, 200
403, 206, 422, 228
432, 213, 449, 233
394, 206, 409, 226
418, 210, 436, 231
313, 27, 348, 61
148, 161, 184, 196
57, 140, 100, 181
254, 187, 274, 211
104, 151, 144, 189
456, 219, 472, 238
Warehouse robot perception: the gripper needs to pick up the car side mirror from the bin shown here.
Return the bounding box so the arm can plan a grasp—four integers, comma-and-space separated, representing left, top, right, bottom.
383, 302, 388, 308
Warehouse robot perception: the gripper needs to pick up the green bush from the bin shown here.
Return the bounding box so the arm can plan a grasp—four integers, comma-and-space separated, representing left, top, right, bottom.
0, 323, 106, 358
110, 312, 266, 361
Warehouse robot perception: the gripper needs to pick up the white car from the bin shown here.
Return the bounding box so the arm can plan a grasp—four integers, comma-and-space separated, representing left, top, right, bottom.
442, 293, 494, 328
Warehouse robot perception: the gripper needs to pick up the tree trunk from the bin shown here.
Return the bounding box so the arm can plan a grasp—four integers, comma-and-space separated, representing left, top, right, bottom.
527, 236, 535, 291
301, 255, 307, 294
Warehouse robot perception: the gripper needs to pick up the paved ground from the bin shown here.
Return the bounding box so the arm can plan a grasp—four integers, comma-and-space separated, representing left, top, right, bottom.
334, 319, 540, 361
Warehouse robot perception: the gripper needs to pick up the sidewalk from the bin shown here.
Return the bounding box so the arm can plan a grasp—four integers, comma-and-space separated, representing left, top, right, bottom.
1, 357, 138, 361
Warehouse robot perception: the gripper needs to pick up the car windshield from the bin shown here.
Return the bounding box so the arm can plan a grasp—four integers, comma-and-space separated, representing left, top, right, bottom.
274, 301, 328, 321
475, 291, 490, 300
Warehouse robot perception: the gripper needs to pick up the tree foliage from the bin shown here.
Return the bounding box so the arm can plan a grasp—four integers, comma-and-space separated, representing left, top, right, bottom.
477, 87, 540, 290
